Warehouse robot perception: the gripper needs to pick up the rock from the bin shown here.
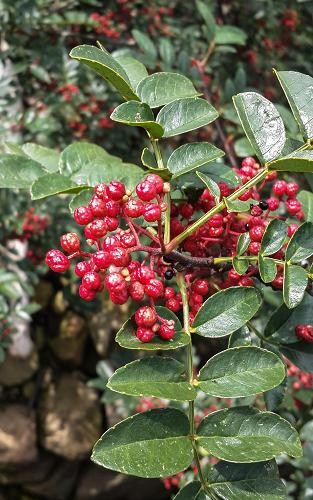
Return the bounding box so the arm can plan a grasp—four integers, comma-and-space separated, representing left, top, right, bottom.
23, 459, 79, 500
39, 373, 102, 460
75, 463, 169, 500
0, 405, 37, 466
33, 280, 54, 308
0, 349, 38, 386
0, 451, 55, 484
49, 311, 87, 365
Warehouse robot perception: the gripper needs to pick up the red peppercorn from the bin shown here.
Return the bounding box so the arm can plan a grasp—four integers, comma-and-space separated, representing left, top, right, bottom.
228, 269, 241, 282
285, 198, 302, 215
92, 251, 111, 269
135, 306, 157, 327
179, 202, 194, 219
295, 324, 313, 343
288, 223, 298, 237
104, 216, 119, 231
79, 285, 96, 301
94, 183, 107, 199
164, 287, 175, 300
144, 203, 161, 222
82, 271, 102, 290
136, 180, 157, 201
239, 189, 253, 201
105, 272, 126, 292
239, 276, 254, 286
136, 326, 154, 343
105, 199, 120, 217
242, 157, 255, 168
219, 182, 231, 197
272, 180, 287, 197
145, 279, 164, 298
120, 232, 137, 248
89, 196, 107, 217
145, 174, 164, 194
103, 235, 120, 251
75, 260, 92, 277
158, 324, 175, 340
129, 281, 145, 301
138, 266, 155, 284
208, 213, 223, 228
110, 289, 129, 305
249, 225, 264, 242
110, 247, 131, 267
286, 182, 299, 198
248, 241, 261, 255
208, 226, 224, 237
84, 219, 108, 239
74, 206, 93, 225
124, 199, 145, 218
165, 297, 181, 312
266, 197, 280, 211
45, 249, 70, 273
106, 181, 126, 201
60, 232, 80, 253
271, 274, 283, 289
192, 279, 209, 295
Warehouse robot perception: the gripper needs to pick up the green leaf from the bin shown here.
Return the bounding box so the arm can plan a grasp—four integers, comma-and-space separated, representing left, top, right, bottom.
141, 148, 158, 170
167, 142, 224, 178
193, 287, 262, 338
260, 219, 288, 256
207, 460, 286, 499
0, 154, 47, 189
264, 378, 287, 412
215, 26, 247, 46
197, 407, 302, 462
225, 199, 251, 212
69, 45, 138, 101
59, 142, 121, 176
92, 408, 193, 477
259, 255, 277, 283
69, 188, 94, 213
113, 55, 148, 90
131, 30, 157, 60
159, 38, 175, 69
234, 137, 255, 158
298, 190, 313, 222
137, 72, 200, 108
110, 101, 164, 138
156, 97, 219, 138
228, 326, 251, 347
22, 143, 60, 172
232, 257, 249, 275
198, 346, 285, 398
30, 173, 85, 200
300, 421, 313, 442
107, 357, 196, 401
268, 150, 313, 173
285, 222, 313, 263
233, 92, 285, 164
236, 233, 250, 255
281, 342, 313, 373
275, 70, 313, 140
196, 171, 220, 204
173, 481, 204, 500
283, 264, 308, 309
196, 0, 216, 42
116, 307, 189, 350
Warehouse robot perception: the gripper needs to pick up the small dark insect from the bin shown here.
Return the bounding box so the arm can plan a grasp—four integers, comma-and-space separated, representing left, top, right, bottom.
258, 200, 269, 210
164, 269, 175, 280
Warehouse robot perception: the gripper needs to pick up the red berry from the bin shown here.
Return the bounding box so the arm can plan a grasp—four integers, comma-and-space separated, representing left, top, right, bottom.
249, 225, 264, 242
74, 206, 93, 225
144, 203, 161, 222
239, 189, 252, 201
272, 180, 287, 197
296, 210, 304, 221
82, 271, 101, 290
104, 216, 119, 231
248, 241, 261, 255
158, 324, 175, 340
165, 297, 181, 312
179, 202, 194, 219
105, 272, 126, 292
219, 182, 231, 197
242, 157, 255, 168
164, 287, 175, 300
286, 182, 299, 198
266, 197, 280, 211
60, 232, 80, 253
145, 279, 164, 298
192, 279, 209, 295
45, 249, 70, 273
136, 180, 157, 201
271, 274, 283, 289
208, 213, 223, 228
250, 205, 263, 217
89, 196, 107, 217
228, 269, 241, 282
94, 183, 107, 199
239, 276, 254, 286
110, 247, 131, 267
285, 198, 302, 215
84, 219, 107, 239
120, 232, 137, 248
208, 226, 224, 237
106, 181, 126, 201
145, 174, 164, 194
135, 306, 157, 327
103, 235, 120, 251
105, 200, 120, 217
129, 281, 145, 301
295, 324, 313, 343
136, 327, 154, 343
138, 266, 155, 284
79, 285, 96, 301
110, 288, 129, 304
288, 223, 298, 237
92, 251, 111, 269
75, 260, 92, 277
124, 199, 145, 218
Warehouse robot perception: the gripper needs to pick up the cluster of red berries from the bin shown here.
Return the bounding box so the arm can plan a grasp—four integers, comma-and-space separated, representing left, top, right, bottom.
22, 208, 49, 240
295, 324, 313, 343
58, 84, 79, 102
287, 361, 313, 391
90, 12, 121, 39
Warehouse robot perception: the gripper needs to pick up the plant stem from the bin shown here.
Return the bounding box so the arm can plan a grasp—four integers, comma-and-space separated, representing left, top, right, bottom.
177, 273, 208, 492
166, 168, 269, 252
150, 138, 164, 169
150, 138, 171, 244
247, 320, 280, 346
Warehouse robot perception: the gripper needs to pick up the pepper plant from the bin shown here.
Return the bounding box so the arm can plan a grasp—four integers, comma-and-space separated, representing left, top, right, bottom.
3, 43, 313, 498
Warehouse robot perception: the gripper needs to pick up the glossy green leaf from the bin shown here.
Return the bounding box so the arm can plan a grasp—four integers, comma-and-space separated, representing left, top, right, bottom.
113, 55, 148, 90
69, 188, 94, 213
228, 327, 251, 347
281, 342, 313, 373
167, 142, 224, 178
285, 222, 313, 263
234, 137, 255, 157
298, 190, 313, 222
215, 25, 247, 46
275, 70, 313, 140
30, 173, 85, 200
92, 408, 193, 477
197, 407, 302, 462
70, 45, 138, 101
233, 92, 285, 164
196, 0, 216, 42
108, 357, 196, 401
260, 219, 288, 256
259, 255, 277, 283
283, 264, 308, 309
59, 142, 121, 176
173, 481, 206, 500
300, 421, 313, 442
156, 97, 219, 138
198, 346, 285, 397
268, 150, 313, 172
159, 38, 174, 69
22, 143, 60, 172
132, 30, 157, 60
141, 148, 160, 171
0, 154, 47, 189
116, 307, 189, 350
206, 460, 286, 499
232, 257, 249, 275
225, 199, 251, 212
264, 378, 287, 412
236, 232, 250, 255
137, 72, 200, 108
193, 287, 262, 338
196, 171, 220, 204
110, 101, 164, 138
